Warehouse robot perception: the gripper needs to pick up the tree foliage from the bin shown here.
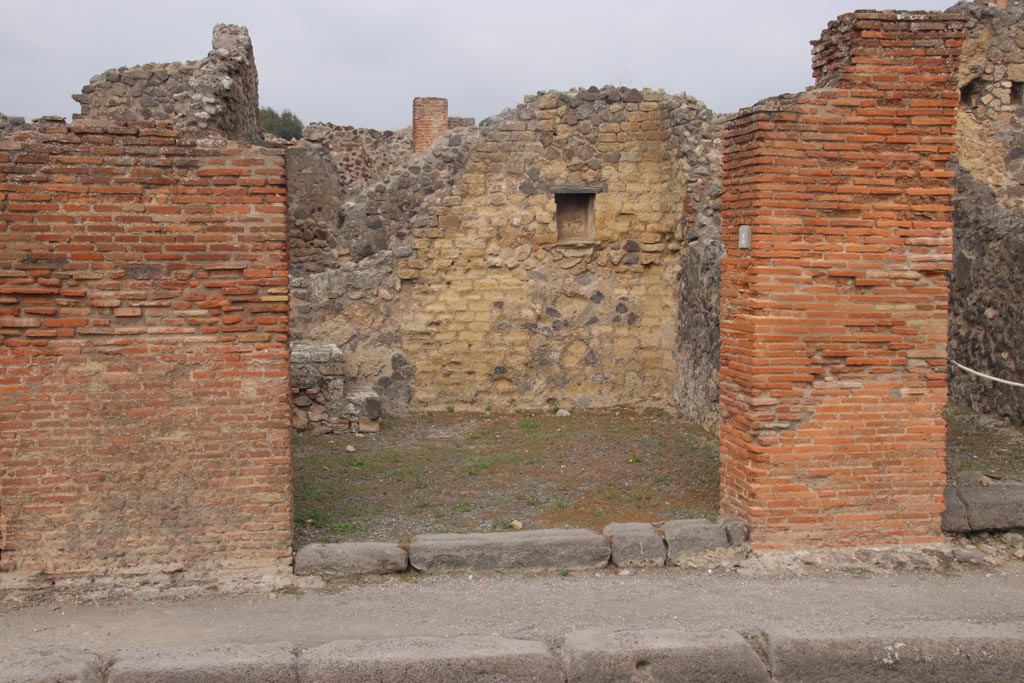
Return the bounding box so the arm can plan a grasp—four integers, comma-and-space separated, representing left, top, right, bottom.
258, 106, 303, 140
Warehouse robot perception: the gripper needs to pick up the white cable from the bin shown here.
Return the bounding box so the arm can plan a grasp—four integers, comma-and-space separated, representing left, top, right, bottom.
950, 360, 1024, 388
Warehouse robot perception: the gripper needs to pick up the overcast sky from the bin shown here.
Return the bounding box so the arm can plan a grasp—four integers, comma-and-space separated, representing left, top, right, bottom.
1, 0, 955, 131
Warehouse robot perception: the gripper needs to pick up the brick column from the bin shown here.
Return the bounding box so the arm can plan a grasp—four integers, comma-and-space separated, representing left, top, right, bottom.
412, 97, 448, 153
0, 122, 292, 579
719, 12, 965, 548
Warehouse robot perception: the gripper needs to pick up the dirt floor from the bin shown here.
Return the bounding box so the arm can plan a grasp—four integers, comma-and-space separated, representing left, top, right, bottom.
293, 405, 1024, 547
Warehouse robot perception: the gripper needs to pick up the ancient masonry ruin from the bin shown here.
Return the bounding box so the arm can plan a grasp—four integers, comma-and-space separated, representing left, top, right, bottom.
1, 1, 1022, 583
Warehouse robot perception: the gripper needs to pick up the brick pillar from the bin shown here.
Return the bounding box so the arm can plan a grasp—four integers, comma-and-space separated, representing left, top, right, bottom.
718, 11, 965, 548
412, 97, 449, 153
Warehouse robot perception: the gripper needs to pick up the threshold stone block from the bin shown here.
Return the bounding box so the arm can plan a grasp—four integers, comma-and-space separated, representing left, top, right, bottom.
294, 542, 408, 576
409, 528, 610, 572
663, 519, 729, 565
603, 522, 666, 568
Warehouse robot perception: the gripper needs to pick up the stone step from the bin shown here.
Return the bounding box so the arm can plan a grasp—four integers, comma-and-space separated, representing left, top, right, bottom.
408, 528, 611, 573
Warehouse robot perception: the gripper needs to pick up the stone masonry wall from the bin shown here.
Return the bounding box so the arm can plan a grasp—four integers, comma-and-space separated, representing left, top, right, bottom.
291, 124, 481, 415
948, 0, 1024, 424
285, 124, 414, 284
300, 123, 413, 192
397, 88, 716, 412
0, 121, 291, 582
72, 25, 260, 141
671, 112, 724, 430
292, 88, 718, 418
719, 11, 963, 548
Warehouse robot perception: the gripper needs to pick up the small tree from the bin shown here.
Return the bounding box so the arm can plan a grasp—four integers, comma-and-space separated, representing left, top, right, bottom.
259, 106, 303, 140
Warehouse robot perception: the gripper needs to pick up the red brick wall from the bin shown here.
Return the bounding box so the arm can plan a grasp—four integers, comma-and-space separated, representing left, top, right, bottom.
0, 122, 292, 579
719, 12, 964, 548
412, 97, 449, 153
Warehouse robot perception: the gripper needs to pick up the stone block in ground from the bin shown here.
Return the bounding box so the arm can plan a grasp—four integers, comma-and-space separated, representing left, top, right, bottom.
956, 484, 1024, 532
409, 529, 610, 572
940, 486, 970, 533
108, 643, 296, 683
294, 542, 408, 576
299, 636, 562, 683
0, 649, 104, 683
768, 629, 1024, 683
602, 523, 666, 568
563, 630, 770, 683
721, 517, 749, 546
662, 519, 728, 566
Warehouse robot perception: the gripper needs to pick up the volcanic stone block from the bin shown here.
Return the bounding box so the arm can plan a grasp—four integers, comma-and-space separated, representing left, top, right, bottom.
950, 484, 1024, 532
294, 542, 408, 577
563, 630, 770, 683
662, 519, 729, 565
602, 523, 666, 568
109, 643, 297, 683
721, 517, 750, 546
0, 649, 104, 683
940, 486, 971, 533
299, 636, 562, 683
409, 529, 610, 572
768, 629, 1024, 683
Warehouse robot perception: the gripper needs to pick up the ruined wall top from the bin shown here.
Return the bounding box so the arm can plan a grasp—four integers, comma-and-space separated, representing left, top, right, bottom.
72, 24, 259, 140
811, 10, 965, 88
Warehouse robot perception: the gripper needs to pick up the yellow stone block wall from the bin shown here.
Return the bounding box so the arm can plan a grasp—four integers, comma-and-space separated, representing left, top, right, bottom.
395, 90, 690, 411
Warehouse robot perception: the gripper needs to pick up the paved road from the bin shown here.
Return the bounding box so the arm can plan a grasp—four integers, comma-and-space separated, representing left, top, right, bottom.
3, 565, 1024, 651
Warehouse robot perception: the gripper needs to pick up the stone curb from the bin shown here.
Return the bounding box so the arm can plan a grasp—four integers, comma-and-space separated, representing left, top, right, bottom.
563, 629, 769, 683
767, 628, 1024, 683
108, 643, 297, 683
0, 649, 105, 683
300, 636, 562, 682
6, 629, 1024, 683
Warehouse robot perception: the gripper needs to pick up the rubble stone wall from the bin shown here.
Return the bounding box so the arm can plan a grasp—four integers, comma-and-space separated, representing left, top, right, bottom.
0, 121, 291, 582
949, 0, 1024, 424
72, 25, 260, 141
291, 125, 482, 415
290, 88, 719, 419
719, 11, 963, 548
300, 123, 413, 192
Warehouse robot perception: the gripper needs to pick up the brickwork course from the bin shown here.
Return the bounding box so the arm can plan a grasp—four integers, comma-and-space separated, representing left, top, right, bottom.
412, 97, 449, 153
0, 28, 292, 583
719, 11, 965, 548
